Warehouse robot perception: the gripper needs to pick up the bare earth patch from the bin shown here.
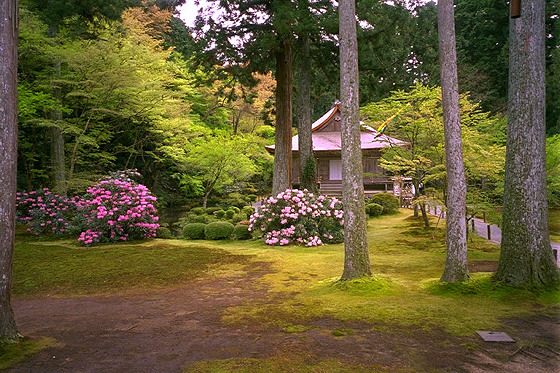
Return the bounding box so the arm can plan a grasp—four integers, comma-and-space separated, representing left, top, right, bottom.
7, 261, 559, 373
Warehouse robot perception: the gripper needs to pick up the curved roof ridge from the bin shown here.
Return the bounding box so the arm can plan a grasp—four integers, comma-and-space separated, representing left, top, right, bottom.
311, 104, 340, 132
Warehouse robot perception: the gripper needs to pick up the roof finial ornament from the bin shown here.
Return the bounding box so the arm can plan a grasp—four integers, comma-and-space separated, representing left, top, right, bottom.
333, 99, 341, 107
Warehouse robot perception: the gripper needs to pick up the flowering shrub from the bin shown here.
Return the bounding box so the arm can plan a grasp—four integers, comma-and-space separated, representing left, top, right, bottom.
249, 189, 344, 247
75, 178, 159, 246
16, 188, 78, 236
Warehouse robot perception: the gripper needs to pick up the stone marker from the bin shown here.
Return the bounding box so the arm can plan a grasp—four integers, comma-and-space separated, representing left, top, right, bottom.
476, 331, 515, 342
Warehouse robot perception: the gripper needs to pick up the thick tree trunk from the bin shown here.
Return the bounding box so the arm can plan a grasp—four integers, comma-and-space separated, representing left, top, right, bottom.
496, 0, 559, 286
339, 0, 371, 280
272, 36, 293, 195
48, 24, 67, 196
296, 34, 317, 192
438, 0, 469, 282
0, 0, 20, 341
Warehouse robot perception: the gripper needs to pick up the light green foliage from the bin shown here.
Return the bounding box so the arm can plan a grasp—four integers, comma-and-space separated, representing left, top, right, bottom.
361, 84, 505, 205
204, 222, 235, 240
183, 134, 258, 207
546, 135, 560, 207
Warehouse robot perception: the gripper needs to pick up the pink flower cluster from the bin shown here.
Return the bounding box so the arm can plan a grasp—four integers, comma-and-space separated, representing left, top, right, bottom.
249, 189, 344, 247
76, 178, 159, 246
15, 188, 77, 236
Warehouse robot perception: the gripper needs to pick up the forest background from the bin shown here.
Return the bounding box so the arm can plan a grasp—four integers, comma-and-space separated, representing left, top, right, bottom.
16, 0, 560, 223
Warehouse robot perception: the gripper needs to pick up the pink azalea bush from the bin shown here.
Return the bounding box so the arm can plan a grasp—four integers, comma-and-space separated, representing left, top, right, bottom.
16, 171, 160, 246
249, 189, 344, 247
16, 188, 78, 236
75, 177, 159, 246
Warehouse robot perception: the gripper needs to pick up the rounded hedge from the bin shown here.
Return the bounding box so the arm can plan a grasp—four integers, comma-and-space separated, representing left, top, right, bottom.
182, 223, 207, 239
206, 207, 221, 215
215, 209, 226, 219
365, 203, 384, 217
225, 209, 236, 219
190, 207, 205, 215
204, 221, 234, 240
369, 193, 400, 214
232, 224, 252, 240
242, 206, 255, 215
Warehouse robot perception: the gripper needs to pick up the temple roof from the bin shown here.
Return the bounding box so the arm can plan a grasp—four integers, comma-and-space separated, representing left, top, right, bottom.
266, 104, 406, 153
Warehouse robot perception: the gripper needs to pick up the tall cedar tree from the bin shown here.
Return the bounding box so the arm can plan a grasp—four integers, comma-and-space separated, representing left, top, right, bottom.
339, 0, 371, 280
295, 0, 316, 192
0, 0, 20, 341
438, 0, 469, 282
194, 0, 296, 195
496, 0, 559, 286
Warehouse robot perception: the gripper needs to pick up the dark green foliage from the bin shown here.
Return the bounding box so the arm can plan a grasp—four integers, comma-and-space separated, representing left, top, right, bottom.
300, 156, 318, 193
365, 203, 384, 217
190, 207, 205, 215
232, 224, 252, 240
204, 222, 234, 240
182, 223, 207, 240
156, 224, 174, 239
225, 209, 236, 219
215, 210, 226, 219
369, 193, 400, 215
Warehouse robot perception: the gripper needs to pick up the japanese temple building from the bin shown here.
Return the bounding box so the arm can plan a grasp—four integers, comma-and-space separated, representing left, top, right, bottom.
266, 104, 408, 196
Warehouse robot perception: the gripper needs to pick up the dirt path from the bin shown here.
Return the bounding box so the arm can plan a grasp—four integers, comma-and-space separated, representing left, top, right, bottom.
7, 261, 560, 373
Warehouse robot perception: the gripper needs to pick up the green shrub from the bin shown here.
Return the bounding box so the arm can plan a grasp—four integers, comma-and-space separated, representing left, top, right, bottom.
182, 223, 207, 239
232, 224, 252, 240
231, 213, 247, 225
190, 207, 205, 215
229, 206, 241, 214
242, 206, 255, 215
365, 203, 384, 217
215, 209, 226, 219
369, 193, 400, 214
205, 207, 221, 215
204, 222, 234, 240
245, 194, 258, 203
225, 209, 236, 219
186, 214, 210, 224
156, 224, 174, 239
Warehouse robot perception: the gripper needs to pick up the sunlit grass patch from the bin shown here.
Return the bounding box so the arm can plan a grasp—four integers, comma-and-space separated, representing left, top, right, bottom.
13, 238, 249, 297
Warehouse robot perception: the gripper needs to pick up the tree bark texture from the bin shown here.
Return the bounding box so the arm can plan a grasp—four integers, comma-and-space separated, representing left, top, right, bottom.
339, 0, 371, 280
296, 34, 317, 192
0, 0, 20, 340
437, 0, 469, 282
496, 0, 559, 286
48, 24, 67, 196
272, 36, 293, 195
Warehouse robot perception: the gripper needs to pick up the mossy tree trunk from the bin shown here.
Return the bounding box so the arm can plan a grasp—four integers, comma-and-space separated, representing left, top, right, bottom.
0, 0, 20, 341
339, 0, 371, 280
438, 0, 469, 282
272, 35, 293, 195
296, 33, 317, 193
496, 0, 559, 286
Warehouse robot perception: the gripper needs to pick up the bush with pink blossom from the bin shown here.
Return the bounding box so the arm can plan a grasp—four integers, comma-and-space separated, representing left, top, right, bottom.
249, 189, 344, 247
16, 188, 78, 236
74, 177, 160, 246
